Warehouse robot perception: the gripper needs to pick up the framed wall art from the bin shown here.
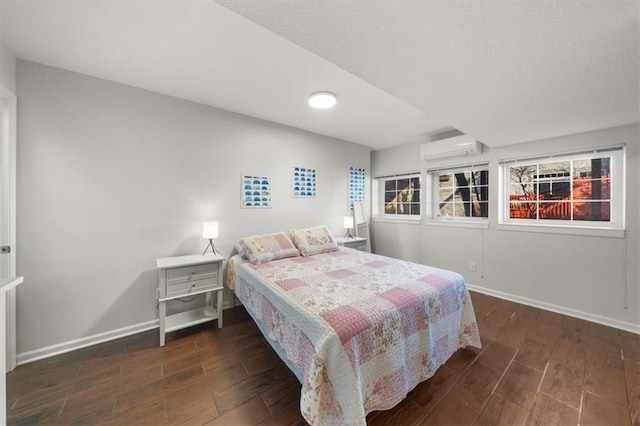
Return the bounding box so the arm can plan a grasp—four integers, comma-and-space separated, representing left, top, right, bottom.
242, 174, 272, 208
293, 166, 317, 198
349, 166, 365, 210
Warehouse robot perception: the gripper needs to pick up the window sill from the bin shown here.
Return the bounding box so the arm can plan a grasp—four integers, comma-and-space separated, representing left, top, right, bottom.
423, 219, 489, 230
372, 216, 421, 225
497, 223, 625, 238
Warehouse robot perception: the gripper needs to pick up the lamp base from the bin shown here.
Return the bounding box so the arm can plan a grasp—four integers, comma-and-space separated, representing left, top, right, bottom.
203, 239, 219, 256
343, 230, 353, 239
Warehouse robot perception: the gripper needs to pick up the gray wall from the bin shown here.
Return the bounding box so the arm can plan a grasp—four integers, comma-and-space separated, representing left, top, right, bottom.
0, 44, 16, 93
372, 125, 640, 331
369, 141, 422, 263
16, 60, 370, 357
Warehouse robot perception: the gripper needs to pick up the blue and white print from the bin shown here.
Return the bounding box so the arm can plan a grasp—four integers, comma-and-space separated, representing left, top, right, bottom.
242, 175, 272, 208
349, 166, 365, 210
293, 166, 317, 198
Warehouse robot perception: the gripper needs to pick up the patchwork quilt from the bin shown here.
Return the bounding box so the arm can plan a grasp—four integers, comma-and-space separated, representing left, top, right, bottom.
227, 248, 481, 425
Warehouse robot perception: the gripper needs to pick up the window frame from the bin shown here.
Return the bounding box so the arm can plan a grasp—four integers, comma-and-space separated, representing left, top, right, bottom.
498, 146, 625, 235
373, 172, 422, 221
425, 163, 490, 228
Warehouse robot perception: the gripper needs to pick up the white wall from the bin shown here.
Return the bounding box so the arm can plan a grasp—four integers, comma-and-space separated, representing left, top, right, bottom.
16, 60, 370, 359
0, 44, 16, 93
372, 125, 640, 332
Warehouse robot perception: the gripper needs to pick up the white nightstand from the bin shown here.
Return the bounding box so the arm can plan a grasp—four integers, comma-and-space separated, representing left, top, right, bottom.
336, 236, 368, 252
156, 254, 225, 346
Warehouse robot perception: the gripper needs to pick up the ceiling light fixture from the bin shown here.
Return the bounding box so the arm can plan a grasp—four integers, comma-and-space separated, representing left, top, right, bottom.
308, 91, 337, 109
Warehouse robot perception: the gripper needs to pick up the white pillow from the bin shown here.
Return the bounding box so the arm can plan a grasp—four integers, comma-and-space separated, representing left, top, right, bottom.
237, 231, 300, 264
290, 225, 339, 257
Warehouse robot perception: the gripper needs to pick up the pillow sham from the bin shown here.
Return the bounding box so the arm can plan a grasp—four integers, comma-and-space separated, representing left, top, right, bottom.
290, 225, 339, 257
237, 231, 300, 264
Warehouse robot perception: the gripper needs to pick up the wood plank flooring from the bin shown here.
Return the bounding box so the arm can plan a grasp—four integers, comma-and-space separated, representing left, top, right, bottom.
7, 291, 640, 425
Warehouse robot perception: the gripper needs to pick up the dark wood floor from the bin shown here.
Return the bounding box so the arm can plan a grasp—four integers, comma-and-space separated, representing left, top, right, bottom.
7, 291, 640, 425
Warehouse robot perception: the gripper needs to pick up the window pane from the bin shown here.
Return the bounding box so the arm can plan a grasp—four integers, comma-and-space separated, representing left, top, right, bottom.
474, 170, 489, 185
510, 165, 536, 184
384, 180, 396, 191
385, 202, 396, 214
411, 203, 421, 215
439, 187, 454, 202
454, 187, 472, 207
397, 178, 410, 190
538, 178, 570, 200
574, 201, 610, 221
452, 192, 466, 203
439, 174, 454, 188
474, 185, 489, 202
510, 202, 536, 219
539, 202, 571, 220
412, 187, 421, 203
510, 183, 534, 198
574, 157, 610, 178
473, 201, 489, 218
453, 203, 471, 217
397, 203, 411, 214
538, 161, 570, 176
438, 202, 454, 217
454, 173, 469, 187
573, 178, 610, 201
384, 191, 397, 203
409, 177, 420, 203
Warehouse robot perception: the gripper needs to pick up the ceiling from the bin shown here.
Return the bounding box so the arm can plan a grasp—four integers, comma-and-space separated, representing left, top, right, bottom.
1, 1, 638, 150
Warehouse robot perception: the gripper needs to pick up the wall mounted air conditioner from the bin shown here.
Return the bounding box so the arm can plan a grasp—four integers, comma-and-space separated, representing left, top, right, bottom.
421, 135, 482, 161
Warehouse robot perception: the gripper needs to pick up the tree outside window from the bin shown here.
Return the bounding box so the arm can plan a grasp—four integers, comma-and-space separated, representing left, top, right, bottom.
509, 158, 611, 222
383, 175, 421, 216
436, 169, 489, 219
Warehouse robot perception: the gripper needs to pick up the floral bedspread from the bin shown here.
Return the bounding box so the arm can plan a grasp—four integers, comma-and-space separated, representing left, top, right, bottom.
227, 248, 481, 425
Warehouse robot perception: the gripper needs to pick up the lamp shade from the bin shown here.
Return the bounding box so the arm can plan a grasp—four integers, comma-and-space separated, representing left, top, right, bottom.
202, 221, 219, 239
343, 216, 354, 229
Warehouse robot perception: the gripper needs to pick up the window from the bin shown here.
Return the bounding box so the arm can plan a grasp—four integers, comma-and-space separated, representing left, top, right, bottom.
375, 173, 421, 217
500, 146, 625, 230
427, 164, 489, 222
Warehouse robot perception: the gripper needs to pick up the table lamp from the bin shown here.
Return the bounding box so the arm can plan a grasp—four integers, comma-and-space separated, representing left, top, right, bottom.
343, 216, 354, 239
202, 221, 219, 255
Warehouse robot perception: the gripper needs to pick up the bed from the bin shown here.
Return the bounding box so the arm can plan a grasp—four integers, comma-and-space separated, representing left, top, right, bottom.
226, 227, 481, 425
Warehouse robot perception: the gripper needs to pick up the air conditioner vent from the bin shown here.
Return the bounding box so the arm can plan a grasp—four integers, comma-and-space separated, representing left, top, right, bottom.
421, 135, 482, 161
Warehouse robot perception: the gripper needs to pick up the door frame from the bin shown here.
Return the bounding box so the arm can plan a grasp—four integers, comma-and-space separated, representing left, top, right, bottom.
1, 83, 18, 371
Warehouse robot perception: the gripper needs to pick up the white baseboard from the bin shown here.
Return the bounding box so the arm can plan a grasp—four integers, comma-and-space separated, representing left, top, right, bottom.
467, 283, 639, 335
17, 320, 159, 366
17, 302, 236, 365
20, 290, 636, 366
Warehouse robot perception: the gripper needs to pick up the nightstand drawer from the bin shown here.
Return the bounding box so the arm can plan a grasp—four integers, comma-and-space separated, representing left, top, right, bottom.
336, 237, 368, 252
349, 241, 368, 251
166, 263, 217, 283
166, 277, 218, 297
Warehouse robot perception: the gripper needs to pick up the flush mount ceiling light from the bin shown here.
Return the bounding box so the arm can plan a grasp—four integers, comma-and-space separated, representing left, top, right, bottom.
308, 91, 337, 109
